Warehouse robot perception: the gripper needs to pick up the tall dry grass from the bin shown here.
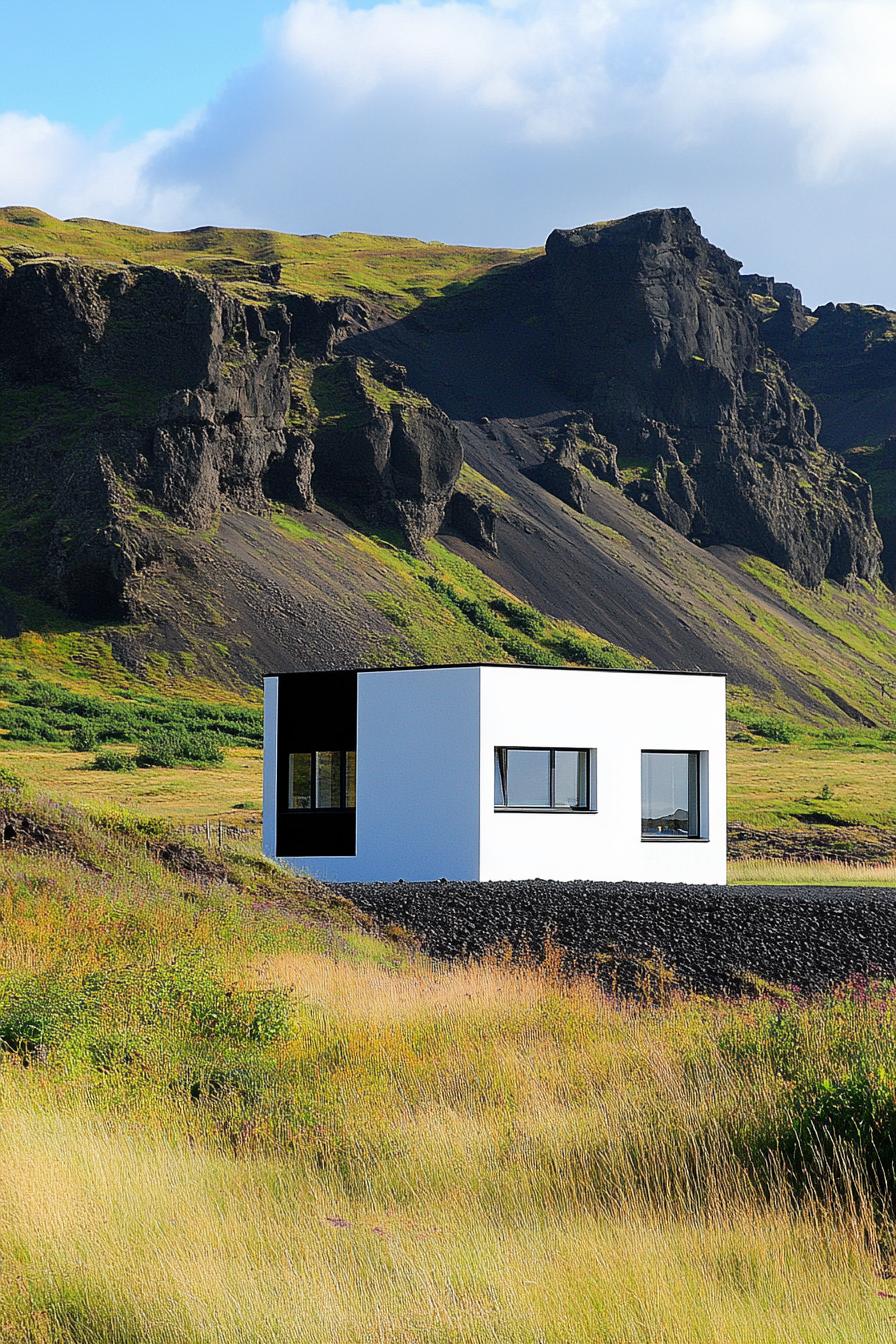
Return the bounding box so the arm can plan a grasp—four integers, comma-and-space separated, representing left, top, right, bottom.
0, 1071, 887, 1344
729, 856, 896, 887
0, 799, 894, 1340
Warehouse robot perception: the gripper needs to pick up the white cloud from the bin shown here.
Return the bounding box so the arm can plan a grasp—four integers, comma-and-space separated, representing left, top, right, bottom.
658, 0, 896, 179
3, 1, 896, 303
275, 0, 624, 141
0, 112, 195, 227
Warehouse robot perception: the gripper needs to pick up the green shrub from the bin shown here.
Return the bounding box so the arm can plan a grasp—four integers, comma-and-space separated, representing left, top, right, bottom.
0, 705, 66, 743
422, 575, 504, 638
744, 714, 800, 744
143, 959, 293, 1049
0, 973, 89, 1057
182, 732, 226, 766
88, 804, 170, 839
716, 984, 896, 1201
190, 985, 293, 1046
0, 670, 262, 752
491, 597, 545, 638
72, 722, 100, 751
499, 632, 558, 667
91, 750, 136, 772
548, 630, 633, 670
134, 732, 180, 768
135, 730, 224, 769
0, 764, 24, 797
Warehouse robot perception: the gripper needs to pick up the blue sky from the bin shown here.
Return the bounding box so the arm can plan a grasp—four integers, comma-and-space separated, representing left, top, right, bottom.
2, 1, 281, 138
3, 0, 896, 307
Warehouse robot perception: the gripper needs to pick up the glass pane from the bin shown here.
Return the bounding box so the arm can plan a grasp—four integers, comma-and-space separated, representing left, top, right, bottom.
315, 750, 343, 809
641, 752, 694, 836
555, 750, 588, 808
288, 753, 312, 810
505, 749, 551, 808
494, 749, 508, 806
345, 751, 357, 808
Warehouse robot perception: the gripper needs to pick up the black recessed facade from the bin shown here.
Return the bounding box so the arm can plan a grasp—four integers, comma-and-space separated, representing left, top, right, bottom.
274, 669, 358, 858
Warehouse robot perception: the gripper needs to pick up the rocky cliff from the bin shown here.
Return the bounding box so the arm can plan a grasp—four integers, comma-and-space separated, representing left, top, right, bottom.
541, 210, 881, 587
743, 278, 896, 582
0, 206, 893, 710
348, 207, 882, 591
0, 258, 462, 619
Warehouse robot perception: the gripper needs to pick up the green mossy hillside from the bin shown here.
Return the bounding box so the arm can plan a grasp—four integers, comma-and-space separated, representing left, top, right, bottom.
0, 206, 534, 313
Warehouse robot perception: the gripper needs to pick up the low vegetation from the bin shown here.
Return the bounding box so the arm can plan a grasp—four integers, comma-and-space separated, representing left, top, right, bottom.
728, 856, 896, 887
350, 529, 644, 672
0, 206, 534, 313
0, 667, 261, 752
728, 737, 896, 831
0, 790, 892, 1338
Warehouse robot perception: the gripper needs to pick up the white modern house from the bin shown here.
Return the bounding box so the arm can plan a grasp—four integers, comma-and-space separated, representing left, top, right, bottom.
263, 664, 727, 885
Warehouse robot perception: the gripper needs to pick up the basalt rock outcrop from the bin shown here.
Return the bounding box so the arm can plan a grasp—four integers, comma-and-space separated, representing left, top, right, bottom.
746, 287, 896, 582
310, 357, 462, 552
746, 288, 896, 454
542, 209, 882, 587
446, 490, 498, 554
527, 416, 621, 513
0, 259, 463, 617
280, 293, 374, 361
0, 259, 292, 616
739, 273, 812, 356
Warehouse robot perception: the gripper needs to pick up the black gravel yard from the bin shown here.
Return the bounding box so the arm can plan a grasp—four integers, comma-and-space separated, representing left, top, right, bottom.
335, 880, 896, 995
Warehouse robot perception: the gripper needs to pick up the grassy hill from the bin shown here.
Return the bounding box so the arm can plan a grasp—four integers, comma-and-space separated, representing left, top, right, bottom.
0, 205, 534, 311
0, 789, 893, 1339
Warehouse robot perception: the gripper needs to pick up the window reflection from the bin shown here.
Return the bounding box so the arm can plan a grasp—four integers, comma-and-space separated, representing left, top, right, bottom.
287, 749, 356, 810
494, 748, 590, 810
288, 753, 312, 809
641, 752, 700, 837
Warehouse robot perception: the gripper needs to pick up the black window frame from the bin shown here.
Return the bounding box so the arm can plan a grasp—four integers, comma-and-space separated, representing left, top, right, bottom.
494, 746, 592, 813
640, 749, 702, 841
287, 748, 357, 812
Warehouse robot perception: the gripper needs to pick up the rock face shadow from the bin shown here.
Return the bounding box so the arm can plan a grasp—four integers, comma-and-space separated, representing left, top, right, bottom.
345, 208, 882, 589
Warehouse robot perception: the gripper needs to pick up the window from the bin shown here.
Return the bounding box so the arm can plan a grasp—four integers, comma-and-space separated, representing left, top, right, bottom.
641, 751, 701, 839
315, 751, 342, 809
289, 752, 312, 810
288, 750, 356, 810
494, 748, 591, 811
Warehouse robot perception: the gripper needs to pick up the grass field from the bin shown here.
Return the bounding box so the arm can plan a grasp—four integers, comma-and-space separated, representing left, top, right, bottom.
0, 206, 535, 312
727, 739, 896, 830
3, 1091, 888, 1344
0, 731, 894, 883
0, 794, 894, 1340
0, 744, 262, 830
728, 857, 896, 886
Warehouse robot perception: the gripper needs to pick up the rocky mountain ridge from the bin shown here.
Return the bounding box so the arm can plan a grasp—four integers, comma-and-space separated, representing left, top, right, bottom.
0, 257, 463, 621
740, 270, 896, 582
541, 211, 879, 587
0, 205, 894, 721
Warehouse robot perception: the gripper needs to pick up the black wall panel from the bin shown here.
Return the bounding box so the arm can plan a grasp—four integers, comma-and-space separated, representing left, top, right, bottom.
275, 671, 358, 858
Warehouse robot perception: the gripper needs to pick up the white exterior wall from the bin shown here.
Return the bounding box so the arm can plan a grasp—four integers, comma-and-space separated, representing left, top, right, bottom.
265, 665, 727, 885
478, 667, 726, 884
268, 666, 483, 883
262, 675, 279, 859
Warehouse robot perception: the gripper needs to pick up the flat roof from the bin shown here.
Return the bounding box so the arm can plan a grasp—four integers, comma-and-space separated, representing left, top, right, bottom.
265, 663, 727, 679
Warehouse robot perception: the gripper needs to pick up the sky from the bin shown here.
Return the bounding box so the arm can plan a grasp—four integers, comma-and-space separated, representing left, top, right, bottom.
2, 0, 896, 308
